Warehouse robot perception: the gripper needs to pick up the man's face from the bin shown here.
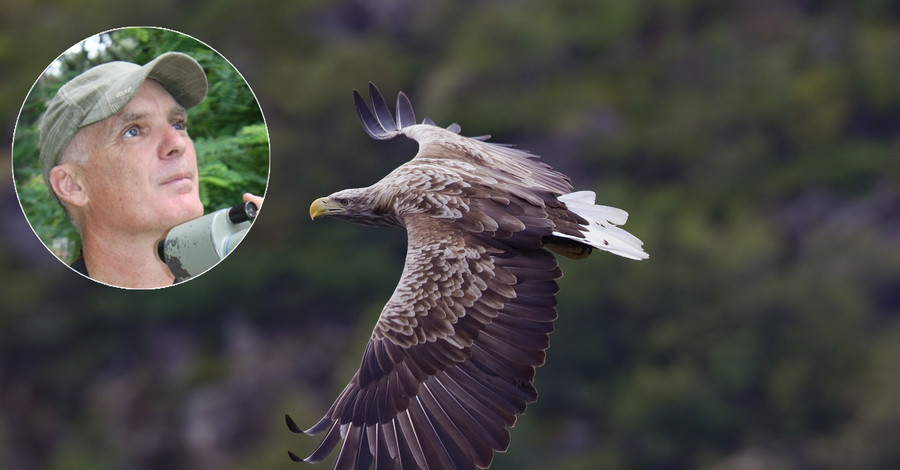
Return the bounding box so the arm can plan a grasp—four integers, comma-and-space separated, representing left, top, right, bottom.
79, 80, 203, 235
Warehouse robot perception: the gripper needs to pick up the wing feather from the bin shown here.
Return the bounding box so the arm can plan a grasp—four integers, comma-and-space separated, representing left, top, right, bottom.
368, 82, 399, 133
396, 409, 427, 469
382, 421, 400, 461
477, 329, 546, 367
373, 424, 392, 469
396, 91, 416, 129
419, 380, 485, 465
303, 421, 342, 463
353, 90, 394, 140
332, 424, 362, 470
395, 421, 421, 470
432, 372, 509, 451
409, 396, 460, 469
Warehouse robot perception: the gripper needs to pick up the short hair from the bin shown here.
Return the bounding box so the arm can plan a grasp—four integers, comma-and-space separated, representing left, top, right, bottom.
58, 124, 92, 167
53, 124, 98, 235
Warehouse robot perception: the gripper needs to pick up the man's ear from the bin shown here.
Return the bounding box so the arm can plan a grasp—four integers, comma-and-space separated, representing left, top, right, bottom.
48, 164, 88, 208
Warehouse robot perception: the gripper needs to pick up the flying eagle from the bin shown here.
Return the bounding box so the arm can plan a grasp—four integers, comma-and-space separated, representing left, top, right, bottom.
288, 83, 648, 469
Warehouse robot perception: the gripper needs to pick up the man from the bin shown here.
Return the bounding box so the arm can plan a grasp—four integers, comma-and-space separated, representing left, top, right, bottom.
40, 52, 260, 288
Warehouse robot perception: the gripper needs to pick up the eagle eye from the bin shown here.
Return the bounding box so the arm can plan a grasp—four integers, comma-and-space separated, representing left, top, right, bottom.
339, 198, 350, 206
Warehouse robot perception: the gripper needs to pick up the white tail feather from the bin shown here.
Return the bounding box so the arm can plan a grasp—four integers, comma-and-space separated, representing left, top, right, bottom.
555, 191, 649, 260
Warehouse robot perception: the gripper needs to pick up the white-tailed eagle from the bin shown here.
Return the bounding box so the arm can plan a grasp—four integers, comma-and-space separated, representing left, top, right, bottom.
287, 83, 647, 469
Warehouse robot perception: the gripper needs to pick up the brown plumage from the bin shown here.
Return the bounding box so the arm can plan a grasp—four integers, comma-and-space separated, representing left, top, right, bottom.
291, 83, 647, 469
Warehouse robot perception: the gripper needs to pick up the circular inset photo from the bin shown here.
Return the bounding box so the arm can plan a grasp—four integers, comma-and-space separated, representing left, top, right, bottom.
12, 27, 270, 289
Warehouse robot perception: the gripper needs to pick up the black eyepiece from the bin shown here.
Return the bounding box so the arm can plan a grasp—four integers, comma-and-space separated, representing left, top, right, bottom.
228, 201, 258, 224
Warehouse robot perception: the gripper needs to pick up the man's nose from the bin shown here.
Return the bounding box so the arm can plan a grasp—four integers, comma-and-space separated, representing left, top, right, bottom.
161, 125, 189, 159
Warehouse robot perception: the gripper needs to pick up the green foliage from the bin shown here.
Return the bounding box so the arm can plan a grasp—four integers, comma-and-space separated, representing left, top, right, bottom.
195, 123, 269, 209
12, 118, 81, 255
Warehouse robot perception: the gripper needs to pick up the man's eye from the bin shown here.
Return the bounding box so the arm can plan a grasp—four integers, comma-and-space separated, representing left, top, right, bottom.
173, 121, 187, 131
124, 126, 139, 138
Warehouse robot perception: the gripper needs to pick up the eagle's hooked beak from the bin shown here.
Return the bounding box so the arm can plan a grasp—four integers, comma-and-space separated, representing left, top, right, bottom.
310, 197, 343, 220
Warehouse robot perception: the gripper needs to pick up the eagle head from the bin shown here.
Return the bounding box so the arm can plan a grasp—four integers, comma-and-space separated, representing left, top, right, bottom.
310, 188, 399, 227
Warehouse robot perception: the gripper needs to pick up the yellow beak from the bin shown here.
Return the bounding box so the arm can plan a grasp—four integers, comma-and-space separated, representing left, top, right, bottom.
309, 197, 332, 220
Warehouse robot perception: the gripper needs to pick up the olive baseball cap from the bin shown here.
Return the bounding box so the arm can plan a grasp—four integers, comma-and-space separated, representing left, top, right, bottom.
39, 52, 208, 193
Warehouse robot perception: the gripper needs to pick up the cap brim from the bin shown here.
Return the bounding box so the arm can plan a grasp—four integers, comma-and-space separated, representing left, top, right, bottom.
81, 52, 208, 127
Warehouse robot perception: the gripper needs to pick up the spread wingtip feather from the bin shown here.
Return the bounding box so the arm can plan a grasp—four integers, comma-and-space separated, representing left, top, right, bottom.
355, 83, 493, 142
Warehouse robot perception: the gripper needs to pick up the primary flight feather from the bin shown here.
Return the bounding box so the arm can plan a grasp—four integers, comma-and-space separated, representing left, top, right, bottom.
288, 83, 648, 469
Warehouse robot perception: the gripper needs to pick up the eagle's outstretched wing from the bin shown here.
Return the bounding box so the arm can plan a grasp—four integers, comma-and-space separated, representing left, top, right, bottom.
290, 213, 560, 469
289, 84, 647, 470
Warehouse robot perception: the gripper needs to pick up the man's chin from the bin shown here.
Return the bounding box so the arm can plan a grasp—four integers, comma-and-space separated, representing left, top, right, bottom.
165, 197, 204, 227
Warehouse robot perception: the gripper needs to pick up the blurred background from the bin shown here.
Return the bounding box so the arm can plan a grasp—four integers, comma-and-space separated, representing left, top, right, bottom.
1, 1, 899, 469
